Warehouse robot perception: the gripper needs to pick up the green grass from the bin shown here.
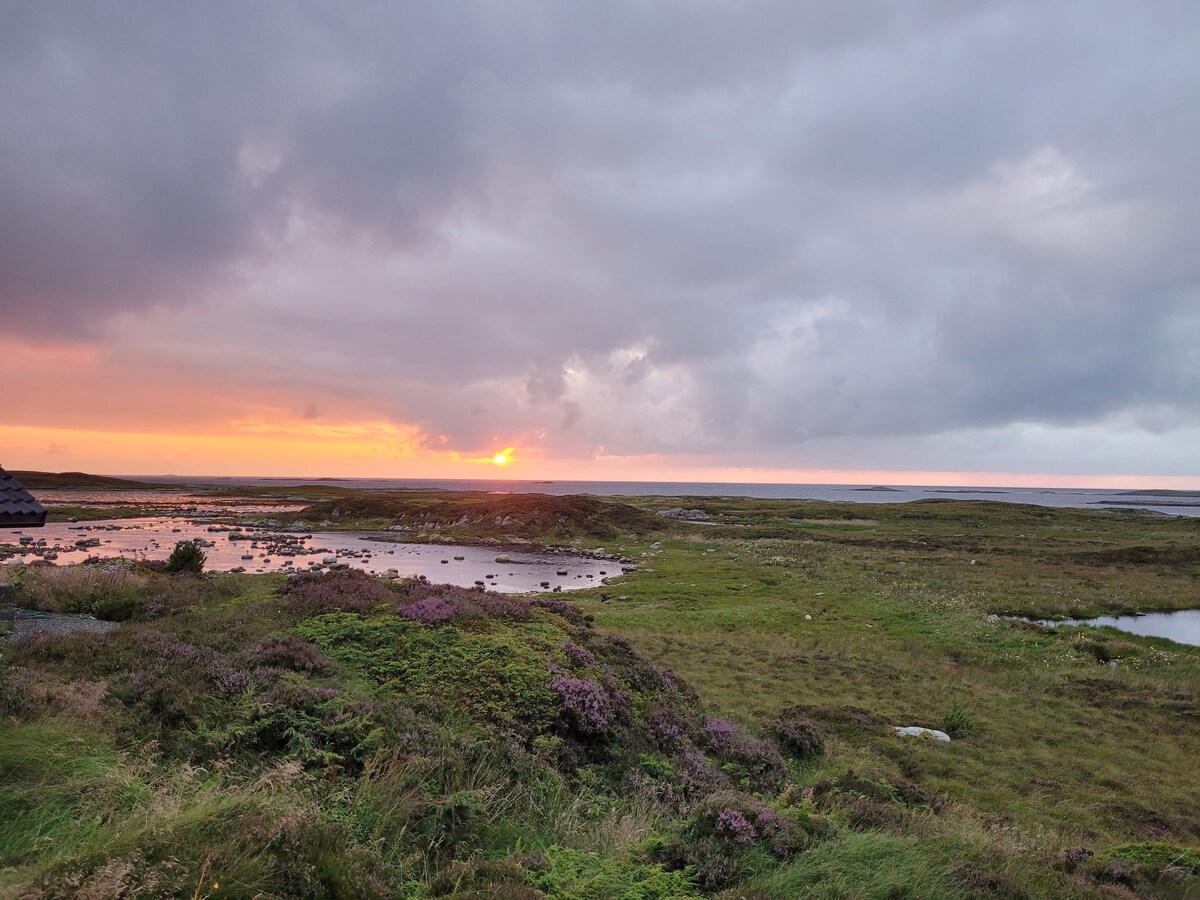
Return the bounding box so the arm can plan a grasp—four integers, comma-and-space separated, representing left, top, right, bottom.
740, 831, 957, 899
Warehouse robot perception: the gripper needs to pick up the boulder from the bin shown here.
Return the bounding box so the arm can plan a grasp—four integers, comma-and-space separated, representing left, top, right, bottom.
894, 726, 951, 742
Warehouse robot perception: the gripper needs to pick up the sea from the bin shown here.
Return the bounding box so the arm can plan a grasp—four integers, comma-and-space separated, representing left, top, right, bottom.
138, 477, 1200, 518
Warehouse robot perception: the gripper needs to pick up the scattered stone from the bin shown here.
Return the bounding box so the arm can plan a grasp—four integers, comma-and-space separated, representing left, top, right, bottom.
656, 508, 711, 521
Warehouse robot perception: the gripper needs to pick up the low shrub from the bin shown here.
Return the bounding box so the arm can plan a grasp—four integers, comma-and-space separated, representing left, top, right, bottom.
661, 791, 803, 890
428, 857, 540, 898
164, 540, 206, 574
238, 634, 333, 675
642, 707, 693, 754
719, 735, 787, 793
552, 676, 616, 735
704, 717, 740, 751
278, 570, 398, 617
402, 581, 533, 623
771, 708, 825, 760
563, 640, 595, 668
941, 700, 974, 737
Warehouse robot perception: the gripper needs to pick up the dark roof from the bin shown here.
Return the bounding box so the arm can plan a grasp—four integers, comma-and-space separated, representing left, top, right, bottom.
0, 466, 47, 528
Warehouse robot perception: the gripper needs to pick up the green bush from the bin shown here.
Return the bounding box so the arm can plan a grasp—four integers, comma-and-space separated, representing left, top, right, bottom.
941, 700, 974, 737
165, 541, 206, 575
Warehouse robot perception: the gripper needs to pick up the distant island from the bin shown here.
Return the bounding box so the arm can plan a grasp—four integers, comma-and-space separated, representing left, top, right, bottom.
1116, 488, 1200, 498
10, 470, 160, 489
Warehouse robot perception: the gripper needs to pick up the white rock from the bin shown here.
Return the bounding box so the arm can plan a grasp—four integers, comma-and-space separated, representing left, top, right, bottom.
894, 726, 951, 742
804, 614, 813, 620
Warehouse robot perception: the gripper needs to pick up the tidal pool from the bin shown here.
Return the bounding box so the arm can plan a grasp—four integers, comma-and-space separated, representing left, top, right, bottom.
1036, 609, 1200, 647
1, 518, 622, 594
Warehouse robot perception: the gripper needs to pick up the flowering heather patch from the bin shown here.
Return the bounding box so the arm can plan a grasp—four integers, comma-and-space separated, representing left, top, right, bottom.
400, 582, 532, 623
660, 791, 802, 889
699, 793, 792, 854
715, 808, 757, 844
562, 641, 595, 668
651, 664, 677, 690
674, 746, 731, 800
209, 661, 253, 695
279, 570, 397, 617
135, 629, 202, 662
550, 675, 612, 734
704, 717, 739, 751
644, 707, 690, 753
722, 735, 786, 792
240, 635, 333, 675
398, 595, 460, 625
140, 594, 169, 620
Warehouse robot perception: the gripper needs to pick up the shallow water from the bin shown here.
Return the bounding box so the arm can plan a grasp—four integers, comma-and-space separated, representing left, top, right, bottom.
1037, 609, 1200, 647
0, 518, 621, 594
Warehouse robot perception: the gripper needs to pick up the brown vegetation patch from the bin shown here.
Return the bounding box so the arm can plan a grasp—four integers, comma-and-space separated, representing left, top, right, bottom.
1073, 545, 1200, 574
12, 674, 110, 724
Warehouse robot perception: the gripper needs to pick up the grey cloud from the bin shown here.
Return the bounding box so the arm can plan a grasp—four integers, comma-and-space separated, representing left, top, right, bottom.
4, 1, 1200, 473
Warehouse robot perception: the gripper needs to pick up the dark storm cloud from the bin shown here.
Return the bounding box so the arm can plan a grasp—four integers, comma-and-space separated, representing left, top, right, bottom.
3, 1, 1199, 468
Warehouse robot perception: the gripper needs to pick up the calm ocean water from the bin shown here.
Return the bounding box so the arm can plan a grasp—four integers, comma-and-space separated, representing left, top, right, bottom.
141, 477, 1200, 518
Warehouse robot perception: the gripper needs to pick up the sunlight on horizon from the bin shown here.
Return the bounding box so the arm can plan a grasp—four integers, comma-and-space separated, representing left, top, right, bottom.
5, 423, 1200, 491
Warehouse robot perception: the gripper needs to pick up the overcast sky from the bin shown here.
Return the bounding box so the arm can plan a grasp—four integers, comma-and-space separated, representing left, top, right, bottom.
3, 1, 1199, 484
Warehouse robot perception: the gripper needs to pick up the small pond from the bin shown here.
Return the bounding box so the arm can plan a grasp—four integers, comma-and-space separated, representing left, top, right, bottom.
1035, 610, 1200, 648
1, 518, 624, 594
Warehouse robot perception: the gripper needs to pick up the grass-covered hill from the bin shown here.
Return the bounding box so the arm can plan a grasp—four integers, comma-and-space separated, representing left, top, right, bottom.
282, 491, 662, 542
8, 470, 159, 489
2, 495, 1199, 898
3, 568, 829, 898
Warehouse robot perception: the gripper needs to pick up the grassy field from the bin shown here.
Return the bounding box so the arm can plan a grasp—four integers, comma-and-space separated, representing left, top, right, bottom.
1, 491, 1197, 897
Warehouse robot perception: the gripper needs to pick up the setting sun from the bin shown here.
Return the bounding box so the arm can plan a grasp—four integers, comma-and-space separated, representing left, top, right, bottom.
492, 452, 510, 466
